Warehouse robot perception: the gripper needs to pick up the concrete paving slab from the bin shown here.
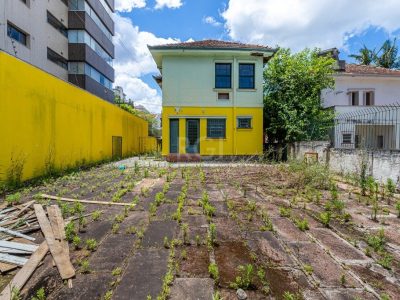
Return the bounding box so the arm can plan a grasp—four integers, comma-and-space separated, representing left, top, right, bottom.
141, 220, 178, 248
169, 278, 214, 300
113, 248, 169, 300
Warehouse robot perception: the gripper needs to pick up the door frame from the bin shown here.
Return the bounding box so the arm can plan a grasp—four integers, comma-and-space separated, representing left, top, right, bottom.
169, 119, 179, 154
186, 118, 200, 154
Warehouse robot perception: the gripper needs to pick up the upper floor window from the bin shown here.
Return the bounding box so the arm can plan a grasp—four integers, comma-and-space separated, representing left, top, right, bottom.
47, 48, 68, 70
47, 11, 68, 38
215, 63, 231, 89
7, 23, 27, 46
349, 91, 359, 106
365, 91, 374, 106
239, 63, 255, 89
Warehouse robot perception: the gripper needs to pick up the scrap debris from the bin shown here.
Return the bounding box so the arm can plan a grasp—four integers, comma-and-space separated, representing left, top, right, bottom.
0, 202, 75, 299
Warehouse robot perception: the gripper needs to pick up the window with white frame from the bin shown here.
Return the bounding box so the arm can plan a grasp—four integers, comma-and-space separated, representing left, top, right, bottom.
365, 91, 375, 106
237, 117, 252, 129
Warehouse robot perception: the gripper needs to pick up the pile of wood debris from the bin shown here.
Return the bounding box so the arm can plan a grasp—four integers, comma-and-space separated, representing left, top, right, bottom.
0, 202, 75, 299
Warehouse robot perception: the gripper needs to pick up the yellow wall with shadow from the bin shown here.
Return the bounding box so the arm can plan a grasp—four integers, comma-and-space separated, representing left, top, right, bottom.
0, 51, 156, 184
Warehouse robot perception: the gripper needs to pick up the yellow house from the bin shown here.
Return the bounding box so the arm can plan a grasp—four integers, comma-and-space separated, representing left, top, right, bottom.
148, 40, 275, 160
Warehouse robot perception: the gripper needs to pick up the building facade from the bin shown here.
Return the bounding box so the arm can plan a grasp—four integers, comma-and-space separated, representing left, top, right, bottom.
149, 40, 275, 159
0, 0, 114, 102
321, 60, 400, 150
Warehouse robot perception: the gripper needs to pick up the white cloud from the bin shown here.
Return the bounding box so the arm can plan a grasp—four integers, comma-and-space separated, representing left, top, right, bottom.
115, 0, 146, 12
222, 0, 400, 50
203, 16, 221, 27
113, 14, 180, 113
154, 0, 183, 10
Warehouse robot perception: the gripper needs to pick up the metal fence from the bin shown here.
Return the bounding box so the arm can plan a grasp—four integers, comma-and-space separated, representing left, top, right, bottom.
332, 104, 400, 150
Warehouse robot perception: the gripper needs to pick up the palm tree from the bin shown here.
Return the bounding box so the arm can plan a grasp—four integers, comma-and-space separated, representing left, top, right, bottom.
349, 45, 376, 65
375, 38, 400, 69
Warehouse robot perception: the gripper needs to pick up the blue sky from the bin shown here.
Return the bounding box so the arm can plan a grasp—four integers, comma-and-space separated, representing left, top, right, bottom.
113, 0, 400, 113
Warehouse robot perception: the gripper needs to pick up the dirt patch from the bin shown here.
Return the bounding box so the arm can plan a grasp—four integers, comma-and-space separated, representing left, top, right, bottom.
272, 217, 310, 242
170, 278, 214, 300
179, 246, 210, 278
214, 241, 253, 287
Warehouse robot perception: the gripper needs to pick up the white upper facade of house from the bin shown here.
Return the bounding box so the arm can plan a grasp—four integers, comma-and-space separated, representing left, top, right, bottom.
322, 64, 400, 108
148, 40, 276, 108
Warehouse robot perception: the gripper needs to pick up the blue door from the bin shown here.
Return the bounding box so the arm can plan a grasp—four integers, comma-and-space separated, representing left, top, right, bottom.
186, 119, 200, 154
169, 119, 179, 153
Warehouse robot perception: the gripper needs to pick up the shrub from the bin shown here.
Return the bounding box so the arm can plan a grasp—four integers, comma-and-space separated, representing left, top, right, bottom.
85, 238, 98, 251
5, 192, 21, 206
72, 235, 81, 249
65, 222, 76, 242
230, 264, 255, 290
91, 210, 102, 221
366, 228, 385, 252
319, 212, 331, 227
378, 253, 393, 270
80, 259, 90, 274
31, 287, 46, 300
303, 264, 313, 275
208, 223, 217, 246
396, 201, 400, 218
112, 267, 122, 276
294, 218, 309, 231
208, 263, 219, 283
287, 161, 332, 190
279, 206, 291, 217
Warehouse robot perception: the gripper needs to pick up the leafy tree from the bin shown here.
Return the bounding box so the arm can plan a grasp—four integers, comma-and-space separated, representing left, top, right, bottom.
349, 45, 376, 65
375, 38, 400, 69
264, 48, 335, 144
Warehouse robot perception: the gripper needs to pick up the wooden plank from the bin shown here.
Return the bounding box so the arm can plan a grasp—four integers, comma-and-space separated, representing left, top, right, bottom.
0, 241, 49, 300
0, 253, 28, 266
0, 227, 35, 241
0, 241, 38, 252
41, 194, 133, 206
47, 206, 70, 257
34, 204, 75, 280
0, 262, 17, 273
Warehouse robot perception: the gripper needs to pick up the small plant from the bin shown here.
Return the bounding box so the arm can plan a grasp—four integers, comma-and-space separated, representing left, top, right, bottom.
65, 222, 76, 242
85, 238, 98, 251
366, 228, 385, 252
319, 212, 331, 227
303, 264, 313, 275
257, 267, 270, 295
181, 223, 189, 245
80, 259, 90, 274
208, 223, 217, 247
279, 206, 291, 217
246, 200, 257, 212
126, 226, 137, 234
380, 293, 390, 300
5, 192, 21, 206
212, 291, 222, 300
164, 236, 170, 249
283, 291, 299, 300
112, 267, 123, 276
294, 218, 309, 231
72, 235, 81, 250
112, 223, 120, 234
103, 290, 113, 300
31, 287, 46, 300
378, 253, 393, 270
386, 178, 396, 205
92, 210, 102, 221
195, 234, 201, 246
230, 264, 255, 290
181, 249, 187, 260
396, 201, 400, 218
208, 262, 219, 283
144, 169, 149, 178
340, 274, 346, 286
155, 192, 165, 206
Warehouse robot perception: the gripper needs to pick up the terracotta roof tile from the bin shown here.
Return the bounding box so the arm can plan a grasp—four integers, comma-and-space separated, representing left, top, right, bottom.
343, 64, 400, 76
149, 39, 274, 51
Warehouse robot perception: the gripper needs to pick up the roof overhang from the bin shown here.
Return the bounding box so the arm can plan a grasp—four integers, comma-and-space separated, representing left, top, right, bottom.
148, 46, 277, 69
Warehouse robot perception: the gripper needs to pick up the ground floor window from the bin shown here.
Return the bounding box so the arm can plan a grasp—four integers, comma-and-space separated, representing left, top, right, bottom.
342, 133, 352, 144
237, 117, 252, 129
207, 119, 226, 138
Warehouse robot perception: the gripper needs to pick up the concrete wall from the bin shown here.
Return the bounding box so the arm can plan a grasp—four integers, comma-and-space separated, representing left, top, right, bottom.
322, 75, 400, 108
162, 54, 264, 108
290, 141, 400, 184
0, 0, 69, 80
0, 51, 156, 184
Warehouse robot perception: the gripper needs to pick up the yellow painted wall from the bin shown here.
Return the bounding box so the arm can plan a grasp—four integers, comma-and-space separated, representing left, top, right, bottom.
0, 51, 156, 183
162, 106, 263, 156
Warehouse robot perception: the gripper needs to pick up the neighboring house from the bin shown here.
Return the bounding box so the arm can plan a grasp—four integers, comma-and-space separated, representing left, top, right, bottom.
0, 0, 115, 102
322, 52, 400, 150
148, 40, 275, 159
114, 86, 127, 102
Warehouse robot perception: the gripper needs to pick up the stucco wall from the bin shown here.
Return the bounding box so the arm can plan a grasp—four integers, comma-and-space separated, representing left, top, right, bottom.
322, 75, 400, 107
290, 142, 400, 184
0, 0, 68, 80
162, 55, 264, 108
0, 51, 155, 184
